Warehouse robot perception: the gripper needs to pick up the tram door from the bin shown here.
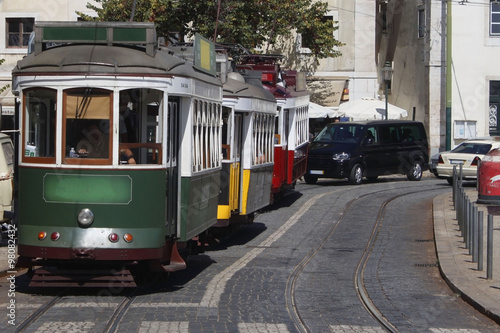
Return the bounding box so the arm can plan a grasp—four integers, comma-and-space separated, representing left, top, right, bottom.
220, 108, 242, 214
232, 113, 242, 210
165, 97, 179, 232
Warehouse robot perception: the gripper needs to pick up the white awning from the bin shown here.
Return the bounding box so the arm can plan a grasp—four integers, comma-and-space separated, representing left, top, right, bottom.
308, 102, 341, 119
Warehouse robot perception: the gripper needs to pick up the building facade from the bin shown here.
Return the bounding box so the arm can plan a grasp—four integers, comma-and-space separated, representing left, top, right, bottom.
305, 0, 379, 107
0, 0, 96, 123
377, 0, 500, 156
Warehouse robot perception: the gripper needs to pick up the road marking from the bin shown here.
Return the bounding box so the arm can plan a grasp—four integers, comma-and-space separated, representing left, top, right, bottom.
130, 302, 199, 308
199, 191, 333, 308
0, 303, 42, 308
238, 322, 290, 332
430, 329, 481, 333
329, 325, 386, 332
36, 321, 95, 332
138, 321, 189, 333
55, 302, 120, 308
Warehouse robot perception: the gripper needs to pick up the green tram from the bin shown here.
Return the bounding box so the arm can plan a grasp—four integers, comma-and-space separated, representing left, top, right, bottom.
12, 22, 223, 287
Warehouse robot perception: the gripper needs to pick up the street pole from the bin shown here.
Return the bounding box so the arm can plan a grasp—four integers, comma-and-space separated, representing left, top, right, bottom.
385, 80, 389, 120
382, 61, 393, 120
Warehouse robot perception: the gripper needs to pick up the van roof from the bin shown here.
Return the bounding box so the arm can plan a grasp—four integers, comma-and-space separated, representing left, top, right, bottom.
328, 120, 423, 126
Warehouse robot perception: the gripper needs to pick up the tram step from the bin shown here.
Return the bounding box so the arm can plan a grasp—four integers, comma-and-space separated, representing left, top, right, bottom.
29, 267, 137, 288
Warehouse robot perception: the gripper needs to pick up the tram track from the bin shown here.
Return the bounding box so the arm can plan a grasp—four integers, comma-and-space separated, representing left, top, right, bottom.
13, 277, 158, 333
15, 292, 63, 333
285, 183, 445, 333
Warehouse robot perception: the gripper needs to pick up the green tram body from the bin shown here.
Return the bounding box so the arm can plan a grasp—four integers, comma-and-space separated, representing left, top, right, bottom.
12, 22, 223, 277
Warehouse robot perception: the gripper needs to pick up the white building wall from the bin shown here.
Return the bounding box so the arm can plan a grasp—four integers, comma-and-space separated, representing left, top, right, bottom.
0, 0, 97, 113
378, 0, 447, 156
305, 0, 378, 107
450, 2, 498, 146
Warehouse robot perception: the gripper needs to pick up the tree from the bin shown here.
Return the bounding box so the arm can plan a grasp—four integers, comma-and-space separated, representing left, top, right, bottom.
78, 0, 342, 60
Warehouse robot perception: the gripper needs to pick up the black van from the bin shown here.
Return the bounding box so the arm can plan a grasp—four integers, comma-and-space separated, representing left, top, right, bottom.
305, 120, 429, 185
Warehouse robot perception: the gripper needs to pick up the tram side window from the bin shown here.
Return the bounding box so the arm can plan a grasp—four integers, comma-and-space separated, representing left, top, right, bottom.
117, 89, 164, 165
64, 88, 112, 163
252, 113, 274, 165
221, 107, 231, 160
192, 100, 222, 172
23, 88, 56, 161
295, 105, 309, 146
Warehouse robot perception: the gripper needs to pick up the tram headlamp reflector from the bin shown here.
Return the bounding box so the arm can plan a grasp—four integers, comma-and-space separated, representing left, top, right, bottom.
38, 231, 46, 240
108, 233, 119, 243
123, 233, 133, 243
51, 232, 60, 241
78, 208, 94, 226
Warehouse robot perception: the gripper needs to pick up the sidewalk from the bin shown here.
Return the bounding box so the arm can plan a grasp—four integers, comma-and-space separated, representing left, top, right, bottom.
434, 190, 500, 324
1, 190, 500, 325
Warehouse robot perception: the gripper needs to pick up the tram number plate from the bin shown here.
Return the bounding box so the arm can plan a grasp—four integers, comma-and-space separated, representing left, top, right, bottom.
310, 170, 324, 175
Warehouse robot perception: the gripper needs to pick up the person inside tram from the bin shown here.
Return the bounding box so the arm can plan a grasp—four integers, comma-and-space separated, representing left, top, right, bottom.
75, 122, 109, 158
74, 121, 136, 164
118, 92, 138, 164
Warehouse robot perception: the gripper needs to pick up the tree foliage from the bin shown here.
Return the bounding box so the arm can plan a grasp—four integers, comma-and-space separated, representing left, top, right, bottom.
78, 0, 342, 59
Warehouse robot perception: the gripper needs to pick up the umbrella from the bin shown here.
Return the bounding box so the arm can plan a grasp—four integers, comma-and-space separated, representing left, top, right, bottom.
308, 102, 341, 119
338, 98, 408, 121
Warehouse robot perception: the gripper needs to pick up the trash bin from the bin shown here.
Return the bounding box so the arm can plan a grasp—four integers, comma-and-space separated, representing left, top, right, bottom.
477, 148, 500, 204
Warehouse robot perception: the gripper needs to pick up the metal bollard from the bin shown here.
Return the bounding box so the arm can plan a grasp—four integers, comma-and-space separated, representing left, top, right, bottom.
465, 199, 471, 249
478, 211, 484, 271
460, 193, 464, 238
460, 163, 463, 185
472, 205, 478, 262
458, 189, 464, 233
453, 165, 457, 209
487, 214, 493, 280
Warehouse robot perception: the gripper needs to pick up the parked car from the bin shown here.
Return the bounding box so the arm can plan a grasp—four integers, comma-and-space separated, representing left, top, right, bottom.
436, 138, 500, 185
429, 152, 440, 176
304, 120, 429, 185
430, 151, 450, 177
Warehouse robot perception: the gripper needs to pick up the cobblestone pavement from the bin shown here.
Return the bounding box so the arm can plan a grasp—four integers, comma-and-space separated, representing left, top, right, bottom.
1, 178, 500, 332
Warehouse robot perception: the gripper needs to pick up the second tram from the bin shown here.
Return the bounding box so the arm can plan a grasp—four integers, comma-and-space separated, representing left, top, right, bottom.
237, 55, 310, 196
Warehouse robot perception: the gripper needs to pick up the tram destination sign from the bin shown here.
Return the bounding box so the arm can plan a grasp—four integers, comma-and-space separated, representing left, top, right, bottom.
194, 34, 216, 77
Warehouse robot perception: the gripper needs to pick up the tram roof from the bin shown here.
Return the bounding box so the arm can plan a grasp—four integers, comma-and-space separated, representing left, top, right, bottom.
223, 73, 276, 103
12, 22, 221, 86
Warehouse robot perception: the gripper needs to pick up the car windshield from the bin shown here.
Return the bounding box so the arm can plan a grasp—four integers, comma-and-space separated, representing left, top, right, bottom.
451, 142, 492, 155
313, 124, 363, 143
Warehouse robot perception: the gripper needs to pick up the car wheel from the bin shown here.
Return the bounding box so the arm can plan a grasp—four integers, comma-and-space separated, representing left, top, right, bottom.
348, 163, 363, 185
407, 161, 423, 181
304, 174, 318, 184
446, 177, 453, 185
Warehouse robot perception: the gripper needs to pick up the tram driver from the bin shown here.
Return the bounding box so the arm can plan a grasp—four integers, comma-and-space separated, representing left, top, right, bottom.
74, 121, 136, 164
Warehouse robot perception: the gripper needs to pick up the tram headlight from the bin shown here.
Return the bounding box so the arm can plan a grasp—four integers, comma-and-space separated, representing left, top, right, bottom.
77, 208, 94, 227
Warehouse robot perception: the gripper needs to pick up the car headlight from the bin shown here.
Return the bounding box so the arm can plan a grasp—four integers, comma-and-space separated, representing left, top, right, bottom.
78, 208, 94, 227
332, 153, 350, 161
